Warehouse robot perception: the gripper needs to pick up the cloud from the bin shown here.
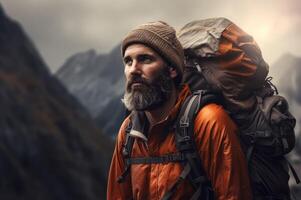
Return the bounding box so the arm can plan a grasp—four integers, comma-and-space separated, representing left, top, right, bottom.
1, 0, 301, 72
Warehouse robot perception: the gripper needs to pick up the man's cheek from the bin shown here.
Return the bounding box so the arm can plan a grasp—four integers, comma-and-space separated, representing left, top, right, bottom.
126, 81, 132, 92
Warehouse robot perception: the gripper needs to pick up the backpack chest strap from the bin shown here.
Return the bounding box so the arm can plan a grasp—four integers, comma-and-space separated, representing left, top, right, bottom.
125, 153, 186, 165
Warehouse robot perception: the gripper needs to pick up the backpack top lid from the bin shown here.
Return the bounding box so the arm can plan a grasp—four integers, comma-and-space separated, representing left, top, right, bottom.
177, 17, 232, 57
177, 18, 269, 113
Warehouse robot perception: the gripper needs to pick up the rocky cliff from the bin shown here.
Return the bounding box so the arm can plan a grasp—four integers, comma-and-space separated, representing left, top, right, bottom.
0, 4, 113, 200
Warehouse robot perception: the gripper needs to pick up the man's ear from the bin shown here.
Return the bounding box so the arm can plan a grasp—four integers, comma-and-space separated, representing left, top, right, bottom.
169, 67, 178, 78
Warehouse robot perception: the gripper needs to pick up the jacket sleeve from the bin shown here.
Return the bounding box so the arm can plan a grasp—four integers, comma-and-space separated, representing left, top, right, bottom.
107, 118, 133, 200
194, 103, 252, 200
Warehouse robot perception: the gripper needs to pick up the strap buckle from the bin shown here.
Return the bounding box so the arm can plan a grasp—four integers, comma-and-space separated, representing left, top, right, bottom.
180, 119, 189, 127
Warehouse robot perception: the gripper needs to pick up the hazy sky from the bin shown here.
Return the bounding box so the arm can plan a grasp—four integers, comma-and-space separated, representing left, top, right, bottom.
1, 0, 301, 72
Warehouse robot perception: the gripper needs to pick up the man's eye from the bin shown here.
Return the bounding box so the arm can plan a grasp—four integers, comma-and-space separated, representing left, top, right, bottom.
124, 58, 132, 66
139, 55, 153, 63
143, 58, 152, 63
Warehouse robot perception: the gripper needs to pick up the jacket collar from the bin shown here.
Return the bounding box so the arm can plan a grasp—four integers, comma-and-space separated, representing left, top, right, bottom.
129, 84, 191, 141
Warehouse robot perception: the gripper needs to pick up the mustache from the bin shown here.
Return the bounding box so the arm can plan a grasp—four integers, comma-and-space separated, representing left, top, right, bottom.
127, 75, 150, 88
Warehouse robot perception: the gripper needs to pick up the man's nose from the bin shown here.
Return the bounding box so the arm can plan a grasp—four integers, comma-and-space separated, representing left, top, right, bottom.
128, 60, 142, 75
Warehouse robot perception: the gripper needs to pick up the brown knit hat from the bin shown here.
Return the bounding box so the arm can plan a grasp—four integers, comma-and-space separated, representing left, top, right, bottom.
121, 21, 184, 85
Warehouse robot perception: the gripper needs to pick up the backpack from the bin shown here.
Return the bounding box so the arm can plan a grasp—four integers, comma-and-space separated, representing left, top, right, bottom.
177, 17, 299, 199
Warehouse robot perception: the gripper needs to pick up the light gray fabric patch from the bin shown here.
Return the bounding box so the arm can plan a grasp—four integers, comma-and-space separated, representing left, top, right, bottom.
177, 17, 232, 57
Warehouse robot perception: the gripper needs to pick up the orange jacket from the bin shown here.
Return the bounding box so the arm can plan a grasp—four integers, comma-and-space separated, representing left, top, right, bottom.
107, 85, 252, 200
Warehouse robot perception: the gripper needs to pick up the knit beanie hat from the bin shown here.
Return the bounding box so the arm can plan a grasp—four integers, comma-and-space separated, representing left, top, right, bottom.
121, 21, 184, 85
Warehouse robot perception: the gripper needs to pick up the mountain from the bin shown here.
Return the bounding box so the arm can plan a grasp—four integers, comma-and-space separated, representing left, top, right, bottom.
0, 4, 113, 200
56, 45, 126, 137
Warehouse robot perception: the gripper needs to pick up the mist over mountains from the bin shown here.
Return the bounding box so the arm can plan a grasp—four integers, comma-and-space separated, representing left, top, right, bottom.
269, 53, 301, 116
56, 45, 126, 137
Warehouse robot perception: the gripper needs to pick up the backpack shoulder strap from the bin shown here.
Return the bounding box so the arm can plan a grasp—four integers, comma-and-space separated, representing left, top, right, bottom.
117, 122, 135, 183
163, 90, 218, 200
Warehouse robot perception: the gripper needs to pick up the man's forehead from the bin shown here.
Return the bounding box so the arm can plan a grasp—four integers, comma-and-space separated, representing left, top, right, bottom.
124, 43, 158, 57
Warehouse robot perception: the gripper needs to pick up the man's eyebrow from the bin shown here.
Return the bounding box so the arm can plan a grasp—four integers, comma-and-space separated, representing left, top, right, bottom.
123, 55, 131, 61
137, 53, 155, 58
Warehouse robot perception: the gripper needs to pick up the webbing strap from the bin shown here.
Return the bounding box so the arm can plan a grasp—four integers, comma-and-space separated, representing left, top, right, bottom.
246, 145, 254, 165
286, 158, 300, 184
243, 130, 272, 138
176, 94, 201, 152
171, 91, 215, 200
190, 185, 202, 200
181, 95, 198, 127
117, 123, 135, 183
117, 165, 130, 183
125, 153, 186, 165
162, 163, 192, 200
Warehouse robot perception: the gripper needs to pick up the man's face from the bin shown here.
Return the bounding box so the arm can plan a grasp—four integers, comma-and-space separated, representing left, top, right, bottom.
122, 44, 175, 111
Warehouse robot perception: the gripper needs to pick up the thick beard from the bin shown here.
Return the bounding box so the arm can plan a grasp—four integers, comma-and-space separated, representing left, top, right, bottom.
122, 68, 173, 111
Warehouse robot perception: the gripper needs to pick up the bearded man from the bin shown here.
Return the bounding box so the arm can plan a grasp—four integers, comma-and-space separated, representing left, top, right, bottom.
107, 21, 252, 200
